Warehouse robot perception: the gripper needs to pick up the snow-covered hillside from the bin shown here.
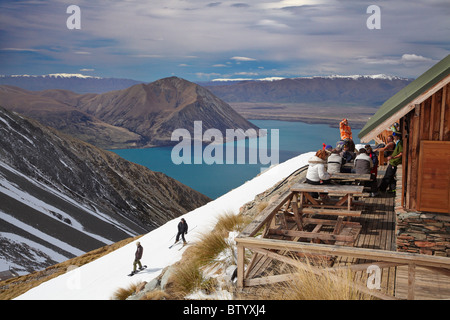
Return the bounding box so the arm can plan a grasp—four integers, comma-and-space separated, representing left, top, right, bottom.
15, 152, 314, 300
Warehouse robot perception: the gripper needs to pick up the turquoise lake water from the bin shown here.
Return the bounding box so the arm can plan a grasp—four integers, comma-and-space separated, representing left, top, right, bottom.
112, 120, 361, 199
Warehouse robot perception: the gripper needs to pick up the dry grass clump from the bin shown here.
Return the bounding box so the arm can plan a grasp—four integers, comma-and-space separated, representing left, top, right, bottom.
111, 282, 141, 300
141, 290, 170, 300
268, 258, 374, 300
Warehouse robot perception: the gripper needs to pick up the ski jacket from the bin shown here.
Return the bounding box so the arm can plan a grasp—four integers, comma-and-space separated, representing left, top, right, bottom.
178, 221, 188, 234
339, 119, 353, 140
354, 153, 373, 174
135, 245, 143, 260
306, 156, 331, 182
327, 153, 343, 174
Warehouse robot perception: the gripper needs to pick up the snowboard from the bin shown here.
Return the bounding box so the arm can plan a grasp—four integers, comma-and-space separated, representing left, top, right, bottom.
128, 265, 147, 276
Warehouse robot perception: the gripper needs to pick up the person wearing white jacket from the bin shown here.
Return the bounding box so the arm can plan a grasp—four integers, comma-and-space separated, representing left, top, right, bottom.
306, 149, 332, 184
306, 150, 332, 201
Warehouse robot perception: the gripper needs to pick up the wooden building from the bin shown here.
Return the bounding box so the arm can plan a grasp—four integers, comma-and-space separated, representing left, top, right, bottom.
359, 54, 450, 256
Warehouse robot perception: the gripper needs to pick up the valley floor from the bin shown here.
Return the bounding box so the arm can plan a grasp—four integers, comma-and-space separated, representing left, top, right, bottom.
230, 102, 376, 129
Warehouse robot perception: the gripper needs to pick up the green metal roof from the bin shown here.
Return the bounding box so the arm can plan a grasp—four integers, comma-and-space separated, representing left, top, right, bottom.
358, 54, 450, 141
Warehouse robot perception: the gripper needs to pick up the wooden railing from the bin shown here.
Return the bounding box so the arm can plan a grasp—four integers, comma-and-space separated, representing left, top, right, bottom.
235, 237, 450, 300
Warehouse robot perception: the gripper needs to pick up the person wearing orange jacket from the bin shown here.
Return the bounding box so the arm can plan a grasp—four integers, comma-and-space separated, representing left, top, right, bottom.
339, 118, 352, 140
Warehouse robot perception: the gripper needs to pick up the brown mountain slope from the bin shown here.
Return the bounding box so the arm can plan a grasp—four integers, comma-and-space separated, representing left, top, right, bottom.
0, 86, 144, 149
77, 76, 259, 147
0, 77, 259, 149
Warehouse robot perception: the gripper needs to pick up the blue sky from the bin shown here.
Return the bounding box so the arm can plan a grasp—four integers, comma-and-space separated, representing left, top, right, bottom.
0, 0, 449, 82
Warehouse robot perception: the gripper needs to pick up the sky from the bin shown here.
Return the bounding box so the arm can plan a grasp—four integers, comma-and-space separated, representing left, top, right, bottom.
0, 0, 449, 82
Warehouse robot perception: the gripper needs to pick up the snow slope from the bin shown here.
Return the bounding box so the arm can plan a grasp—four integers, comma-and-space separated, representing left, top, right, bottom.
15, 152, 314, 300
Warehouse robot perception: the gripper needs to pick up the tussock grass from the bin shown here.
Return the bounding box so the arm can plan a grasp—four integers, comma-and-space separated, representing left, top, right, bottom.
111, 282, 140, 300
264, 258, 374, 300
257, 201, 268, 213
142, 290, 170, 300
213, 211, 250, 234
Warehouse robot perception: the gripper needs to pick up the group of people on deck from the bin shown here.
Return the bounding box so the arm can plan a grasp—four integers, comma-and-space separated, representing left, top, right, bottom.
306, 118, 403, 200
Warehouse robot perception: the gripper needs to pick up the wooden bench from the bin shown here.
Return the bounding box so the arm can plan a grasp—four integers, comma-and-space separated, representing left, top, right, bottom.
330, 173, 371, 182
290, 183, 365, 212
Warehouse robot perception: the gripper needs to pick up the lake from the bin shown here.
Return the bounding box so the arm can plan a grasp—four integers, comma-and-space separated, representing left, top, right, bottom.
112, 120, 361, 199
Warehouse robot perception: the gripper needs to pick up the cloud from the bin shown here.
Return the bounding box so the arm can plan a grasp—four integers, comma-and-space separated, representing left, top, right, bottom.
0, 0, 447, 80
1, 48, 42, 52
400, 54, 432, 62
358, 54, 433, 65
230, 56, 257, 62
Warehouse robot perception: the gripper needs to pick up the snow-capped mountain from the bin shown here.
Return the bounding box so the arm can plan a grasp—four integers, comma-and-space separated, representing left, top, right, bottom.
209, 74, 408, 82
0, 107, 210, 275
0, 74, 141, 93
4, 73, 102, 79
203, 75, 412, 106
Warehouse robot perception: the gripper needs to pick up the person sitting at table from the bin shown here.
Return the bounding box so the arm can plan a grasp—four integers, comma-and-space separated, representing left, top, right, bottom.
327, 148, 343, 174
354, 148, 373, 174
354, 148, 379, 197
339, 144, 354, 173
306, 150, 332, 201
365, 144, 379, 197
374, 134, 395, 161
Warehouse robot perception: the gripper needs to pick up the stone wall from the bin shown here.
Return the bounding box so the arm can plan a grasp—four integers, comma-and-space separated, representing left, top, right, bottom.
394, 165, 450, 257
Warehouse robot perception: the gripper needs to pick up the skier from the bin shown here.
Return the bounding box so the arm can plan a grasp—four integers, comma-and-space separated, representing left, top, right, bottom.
175, 218, 188, 245
132, 241, 144, 274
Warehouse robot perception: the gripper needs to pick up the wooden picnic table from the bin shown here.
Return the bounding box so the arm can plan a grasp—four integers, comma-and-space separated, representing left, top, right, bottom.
290, 183, 365, 215
330, 173, 371, 181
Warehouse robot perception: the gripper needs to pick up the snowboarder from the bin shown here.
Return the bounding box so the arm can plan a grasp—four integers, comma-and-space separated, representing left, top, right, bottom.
132, 241, 144, 274
175, 218, 188, 245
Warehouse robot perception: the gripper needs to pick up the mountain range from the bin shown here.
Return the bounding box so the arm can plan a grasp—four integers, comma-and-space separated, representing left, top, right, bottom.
0, 106, 210, 274
0, 74, 141, 94
0, 77, 258, 149
201, 75, 412, 106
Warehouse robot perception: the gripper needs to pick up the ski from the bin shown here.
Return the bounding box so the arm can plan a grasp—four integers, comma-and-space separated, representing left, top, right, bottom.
127, 265, 147, 276
169, 241, 180, 249
178, 242, 188, 251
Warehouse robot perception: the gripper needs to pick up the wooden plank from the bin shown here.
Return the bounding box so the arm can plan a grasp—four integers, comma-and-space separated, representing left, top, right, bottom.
240, 190, 294, 237
291, 193, 303, 231
237, 244, 245, 288
291, 183, 364, 194
408, 264, 416, 300
301, 207, 362, 217
267, 229, 355, 243
440, 85, 447, 140
330, 173, 371, 181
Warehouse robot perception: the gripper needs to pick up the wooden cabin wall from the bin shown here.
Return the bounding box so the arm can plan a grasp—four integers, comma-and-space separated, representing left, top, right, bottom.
404, 83, 450, 211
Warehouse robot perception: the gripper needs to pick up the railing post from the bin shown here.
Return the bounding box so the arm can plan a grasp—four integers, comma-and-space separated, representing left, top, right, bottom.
237, 242, 245, 289
408, 263, 416, 300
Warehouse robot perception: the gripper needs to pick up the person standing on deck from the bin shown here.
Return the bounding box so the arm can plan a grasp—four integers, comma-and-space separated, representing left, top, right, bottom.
339, 118, 355, 152
378, 133, 403, 193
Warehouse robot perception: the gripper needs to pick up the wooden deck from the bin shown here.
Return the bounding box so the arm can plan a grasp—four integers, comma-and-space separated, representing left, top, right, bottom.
324, 168, 450, 299
236, 166, 450, 300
